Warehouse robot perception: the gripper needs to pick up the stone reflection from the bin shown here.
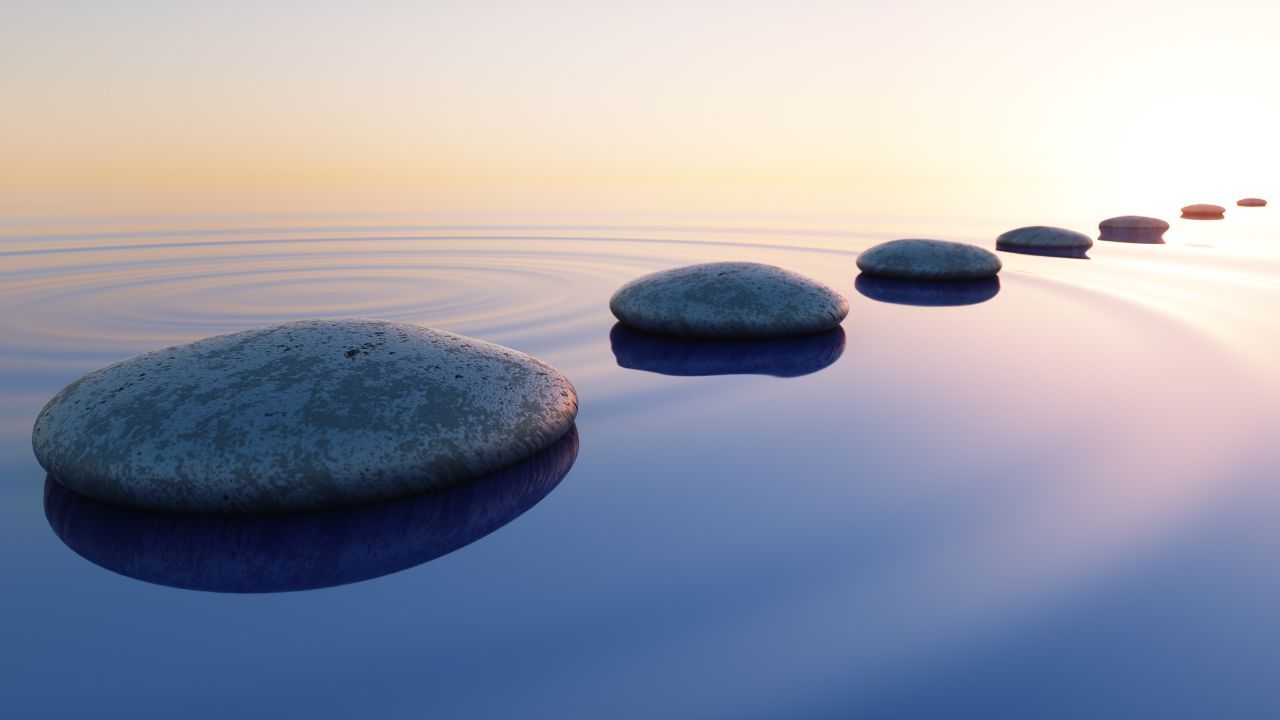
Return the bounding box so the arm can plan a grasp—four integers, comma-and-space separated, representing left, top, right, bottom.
997, 246, 1090, 260
855, 274, 1001, 307
610, 323, 844, 377
44, 427, 578, 593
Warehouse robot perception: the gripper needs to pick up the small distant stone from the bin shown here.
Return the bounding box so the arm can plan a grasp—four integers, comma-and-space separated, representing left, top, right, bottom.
1098, 216, 1169, 244
609, 262, 848, 339
1181, 204, 1226, 219
856, 239, 1001, 281
996, 226, 1093, 256
32, 319, 578, 514
1238, 198, 1267, 207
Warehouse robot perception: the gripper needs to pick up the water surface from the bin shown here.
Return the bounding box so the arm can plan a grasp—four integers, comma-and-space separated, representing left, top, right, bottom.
2, 209, 1278, 718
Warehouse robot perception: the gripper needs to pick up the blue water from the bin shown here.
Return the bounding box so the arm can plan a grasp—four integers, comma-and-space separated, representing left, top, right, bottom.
2, 212, 1278, 718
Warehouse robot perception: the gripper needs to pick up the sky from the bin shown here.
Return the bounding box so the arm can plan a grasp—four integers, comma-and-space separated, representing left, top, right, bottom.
2, 0, 1279, 217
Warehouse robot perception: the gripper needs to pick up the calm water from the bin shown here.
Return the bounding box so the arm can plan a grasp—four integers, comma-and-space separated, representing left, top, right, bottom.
2, 209, 1279, 718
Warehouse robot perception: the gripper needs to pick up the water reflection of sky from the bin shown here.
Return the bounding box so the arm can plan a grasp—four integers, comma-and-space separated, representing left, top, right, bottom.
1, 208, 1278, 717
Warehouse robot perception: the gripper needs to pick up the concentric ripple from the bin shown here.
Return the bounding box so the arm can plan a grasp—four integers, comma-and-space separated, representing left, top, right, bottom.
3, 218, 1277, 392
5, 216, 1280, 715
0, 227, 854, 361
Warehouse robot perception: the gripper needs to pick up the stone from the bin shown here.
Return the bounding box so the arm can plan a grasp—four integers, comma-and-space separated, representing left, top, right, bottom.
855, 239, 1001, 281
609, 324, 845, 377
43, 428, 578, 592
609, 262, 848, 339
1098, 216, 1169, 244
996, 226, 1092, 258
32, 319, 578, 514
1237, 198, 1267, 207
1181, 204, 1226, 219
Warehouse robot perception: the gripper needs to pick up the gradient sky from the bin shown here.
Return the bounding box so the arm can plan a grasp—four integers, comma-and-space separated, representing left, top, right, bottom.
3, 0, 1278, 216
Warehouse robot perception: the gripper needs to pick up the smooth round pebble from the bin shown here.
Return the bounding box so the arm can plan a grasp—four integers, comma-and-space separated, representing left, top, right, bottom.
1098, 216, 1169, 243
1100, 215, 1170, 230
1238, 198, 1267, 207
856, 239, 1001, 281
1181, 203, 1226, 218
32, 319, 579, 514
609, 262, 848, 339
996, 226, 1093, 252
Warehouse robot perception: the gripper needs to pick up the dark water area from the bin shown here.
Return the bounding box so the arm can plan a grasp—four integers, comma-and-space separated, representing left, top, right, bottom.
2, 212, 1279, 718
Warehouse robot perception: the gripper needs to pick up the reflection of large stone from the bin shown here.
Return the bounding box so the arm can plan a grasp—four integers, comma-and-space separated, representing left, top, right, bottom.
610, 324, 845, 377
32, 319, 578, 514
857, 239, 1001, 280
1098, 216, 1169, 243
609, 262, 848, 339
855, 274, 1001, 307
44, 427, 578, 593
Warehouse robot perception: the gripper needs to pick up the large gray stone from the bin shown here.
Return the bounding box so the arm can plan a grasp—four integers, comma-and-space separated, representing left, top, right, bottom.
1237, 198, 1267, 207
856, 239, 1001, 280
1098, 216, 1169, 244
32, 319, 578, 514
609, 262, 848, 339
996, 226, 1093, 253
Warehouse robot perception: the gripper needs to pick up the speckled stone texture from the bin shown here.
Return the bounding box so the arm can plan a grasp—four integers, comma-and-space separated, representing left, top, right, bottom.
32, 319, 578, 514
1237, 198, 1267, 207
1181, 204, 1226, 219
856, 239, 1001, 281
996, 226, 1093, 251
609, 262, 848, 339
1098, 216, 1170, 244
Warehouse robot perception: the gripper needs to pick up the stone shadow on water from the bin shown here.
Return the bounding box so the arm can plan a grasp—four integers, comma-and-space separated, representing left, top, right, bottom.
609, 323, 845, 378
854, 274, 1001, 307
43, 426, 579, 593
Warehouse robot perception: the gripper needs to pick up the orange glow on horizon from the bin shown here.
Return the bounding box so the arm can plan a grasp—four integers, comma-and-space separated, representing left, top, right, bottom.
1, 1, 1277, 218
